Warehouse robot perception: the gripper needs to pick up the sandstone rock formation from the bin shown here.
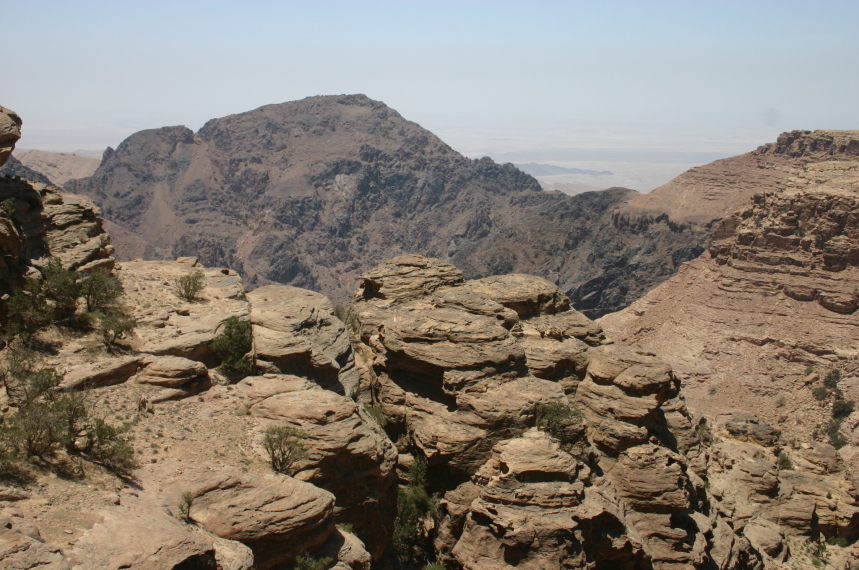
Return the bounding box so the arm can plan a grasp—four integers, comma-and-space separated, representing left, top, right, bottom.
65, 94, 706, 317
600, 133, 859, 476
351, 254, 760, 569
0, 106, 22, 168
0, 255, 393, 570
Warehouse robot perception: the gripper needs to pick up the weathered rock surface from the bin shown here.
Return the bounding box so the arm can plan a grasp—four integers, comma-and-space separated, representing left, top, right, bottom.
352, 254, 757, 570
65, 94, 708, 317
248, 285, 359, 395
600, 141, 859, 473
0, 106, 22, 168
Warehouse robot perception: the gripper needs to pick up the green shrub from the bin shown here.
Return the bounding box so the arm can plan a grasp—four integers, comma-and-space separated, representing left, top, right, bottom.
178, 491, 194, 521
333, 304, 357, 331
295, 555, 333, 570
363, 404, 387, 427
804, 366, 814, 375
262, 426, 308, 474
824, 369, 842, 389
99, 308, 137, 344
394, 457, 436, 560
826, 536, 848, 547
536, 401, 583, 440
1, 199, 15, 214
833, 400, 855, 419
39, 259, 80, 316
175, 269, 205, 301
422, 564, 447, 570
78, 269, 123, 312
695, 420, 714, 444
210, 316, 254, 373
0, 347, 136, 473
4, 284, 53, 339
777, 452, 793, 470
812, 386, 830, 401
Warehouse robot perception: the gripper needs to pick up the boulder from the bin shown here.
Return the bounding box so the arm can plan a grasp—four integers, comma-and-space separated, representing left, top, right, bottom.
135, 355, 208, 387
248, 285, 358, 395
0, 106, 21, 167
0, 528, 69, 570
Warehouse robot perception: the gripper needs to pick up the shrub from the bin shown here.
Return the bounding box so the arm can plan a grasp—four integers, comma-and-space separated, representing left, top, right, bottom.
394, 457, 436, 560
422, 564, 447, 570
39, 259, 80, 316
777, 452, 793, 470
262, 426, 308, 474
363, 404, 387, 427
1, 199, 15, 214
812, 386, 830, 401
824, 369, 842, 389
775, 396, 786, 408
708, 385, 717, 396
333, 304, 357, 331
175, 269, 205, 301
4, 284, 53, 339
695, 420, 714, 444
178, 491, 194, 521
833, 400, 855, 419
295, 555, 333, 570
826, 536, 848, 547
78, 269, 123, 312
210, 316, 253, 373
811, 386, 829, 402
0, 347, 136, 473
804, 366, 814, 376
99, 308, 137, 344
536, 401, 583, 440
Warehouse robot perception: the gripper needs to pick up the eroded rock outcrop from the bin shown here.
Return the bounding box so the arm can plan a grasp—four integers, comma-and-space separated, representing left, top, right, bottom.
351, 254, 757, 570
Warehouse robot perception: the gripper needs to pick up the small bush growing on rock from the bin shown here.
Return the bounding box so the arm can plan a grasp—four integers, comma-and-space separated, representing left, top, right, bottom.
536, 401, 583, 440
98, 307, 137, 344
0, 346, 136, 473
804, 366, 814, 375
824, 369, 841, 389
833, 400, 855, 419
40, 259, 80, 316
826, 536, 848, 547
777, 452, 794, 470
422, 564, 447, 570
174, 269, 205, 301
78, 269, 123, 312
363, 404, 387, 427
775, 396, 786, 408
812, 387, 830, 401
4, 283, 53, 340
210, 316, 254, 374
695, 420, 714, 445
178, 491, 194, 521
1, 199, 15, 214
826, 419, 848, 449
263, 426, 308, 475
295, 555, 333, 570
394, 457, 436, 561
333, 304, 357, 332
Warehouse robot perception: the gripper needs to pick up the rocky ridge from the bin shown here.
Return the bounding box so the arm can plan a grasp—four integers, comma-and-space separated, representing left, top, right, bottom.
14, 150, 100, 187
348, 254, 858, 569
64, 94, 707, 317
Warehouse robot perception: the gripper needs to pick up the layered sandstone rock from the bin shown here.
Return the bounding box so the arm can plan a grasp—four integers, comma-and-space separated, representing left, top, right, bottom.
352, 254, 756, 570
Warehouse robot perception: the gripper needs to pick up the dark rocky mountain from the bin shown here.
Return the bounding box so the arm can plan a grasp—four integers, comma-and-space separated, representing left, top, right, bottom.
0, 154, 55, 186
66, 94, 705, 317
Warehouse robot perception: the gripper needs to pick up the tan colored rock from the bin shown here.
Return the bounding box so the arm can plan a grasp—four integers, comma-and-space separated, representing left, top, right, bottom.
0, 527, 69, 570
353, 254, 463, 303
0, 106, 21, 167
248, 284, 359, 394
135, 355, 207, 387
60, 355, 144, 390
249, 386, 397, 558
69, 499, 219, 570
460, 273, 571, 318
15, 149, 100, 186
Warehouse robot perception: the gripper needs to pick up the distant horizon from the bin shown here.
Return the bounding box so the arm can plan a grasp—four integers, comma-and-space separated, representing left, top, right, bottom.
4, 0, 856, 189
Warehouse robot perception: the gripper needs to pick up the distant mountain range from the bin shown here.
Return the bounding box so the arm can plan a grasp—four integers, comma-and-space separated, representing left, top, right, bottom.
513, 162, 613, 177
64, 95, 707, 317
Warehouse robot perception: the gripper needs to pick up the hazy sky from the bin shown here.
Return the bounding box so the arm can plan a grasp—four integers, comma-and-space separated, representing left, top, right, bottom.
3, 0, 858, 164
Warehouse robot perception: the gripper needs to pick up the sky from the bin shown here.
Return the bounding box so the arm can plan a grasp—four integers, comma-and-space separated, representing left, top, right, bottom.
3, 0, 858, 188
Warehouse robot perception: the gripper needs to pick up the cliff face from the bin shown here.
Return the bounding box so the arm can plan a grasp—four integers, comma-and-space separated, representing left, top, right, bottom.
600, 131, 859, 477
64, 94, 706, 317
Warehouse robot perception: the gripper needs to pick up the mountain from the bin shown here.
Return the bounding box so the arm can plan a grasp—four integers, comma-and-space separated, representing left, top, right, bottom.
600, 130, 859, 475
514, 162, 613, 176
15, 149, 101, 185
65, 94, 706, 317
0, 154, 55, 186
